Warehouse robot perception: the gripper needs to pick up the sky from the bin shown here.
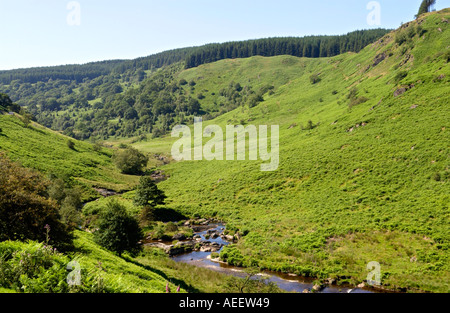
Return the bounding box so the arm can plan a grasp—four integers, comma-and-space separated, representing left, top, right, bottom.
0, 0, 448, 70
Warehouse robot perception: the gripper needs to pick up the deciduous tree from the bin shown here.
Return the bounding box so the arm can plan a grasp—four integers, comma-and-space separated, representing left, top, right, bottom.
94, 200, 143, 256
0, 153, 73, 250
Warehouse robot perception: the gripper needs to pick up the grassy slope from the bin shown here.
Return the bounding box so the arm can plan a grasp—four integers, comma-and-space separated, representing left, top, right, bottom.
0, 231, 182, 293
71, 231, 181, 293
1, 229, 271, 294
0, 116, 260, 294
133, 9, 450, 292
0, 114, 139, 197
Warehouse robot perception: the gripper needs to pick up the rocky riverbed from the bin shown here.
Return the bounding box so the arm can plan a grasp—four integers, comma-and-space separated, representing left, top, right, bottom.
144, 220, 379, 293
143, 219, 231, 257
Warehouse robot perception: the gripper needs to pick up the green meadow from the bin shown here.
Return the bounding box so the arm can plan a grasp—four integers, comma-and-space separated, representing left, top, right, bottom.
131, 10, 450, 292
0, 114, 140, 199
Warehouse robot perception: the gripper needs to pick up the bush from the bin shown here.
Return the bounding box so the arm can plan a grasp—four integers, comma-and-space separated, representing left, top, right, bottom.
445, 50, 450, 63
347, 87, 358, 100
394, 71, 408, 84
433, 172, 441, 182
93, 200, 143, 256
406, 26, 416, 38
349, 96, 369, 109
47, 179, 83, 229
112, 147, 148, 175
19, 109, 32, 128
0, 240, 108, 293
248, 94, 264, 108
346, 86, 369, 109
309, 74, 321, 84
134, 176, 167, 208
416, 25, 427, 37
165, 222, 178, 232
92, 143, 102, 152
0, 241, 70, 293
395, 31, 408, 46
59, 188, 83, 228
139, 206, 156, 226
0, 153, 73, 251
301, 120, 319, 131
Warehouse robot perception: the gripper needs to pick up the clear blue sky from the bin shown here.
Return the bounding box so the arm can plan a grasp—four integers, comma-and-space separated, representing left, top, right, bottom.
0, 0, 448, 70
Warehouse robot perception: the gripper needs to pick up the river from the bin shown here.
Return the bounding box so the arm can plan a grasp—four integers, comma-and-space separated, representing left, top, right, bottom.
170, 223, 376, 293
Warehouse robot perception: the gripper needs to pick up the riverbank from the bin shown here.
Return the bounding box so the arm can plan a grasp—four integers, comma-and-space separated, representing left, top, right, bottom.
147, 221, 386, 293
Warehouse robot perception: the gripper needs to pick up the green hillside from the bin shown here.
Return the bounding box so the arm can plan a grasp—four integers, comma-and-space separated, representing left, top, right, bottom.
0, 105, 277, 295
0, 113, 138, 198
0, 231, 183, 293
0, 31, 390, 141
0, 8, 448, 295
133, 9, 449, 292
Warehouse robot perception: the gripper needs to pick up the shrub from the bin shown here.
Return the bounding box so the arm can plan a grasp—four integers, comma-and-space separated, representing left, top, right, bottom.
0, 241, 108, 293
301, 120, 319, 131
0, 241, 70, 293
445, 50, 450, 63
416, 25, 427, 37
349, 96, 369, 109
395, 31, 408, 45
433, 172, 441, 182
139, 206, 156, 226
406, 26, 416, 38
394, 71, 408, 83
347, 87, 358, 100
112, 147, 148, 175
59, 188, 83, 229
19, 109, 32, 128
93, 200, 143, 256
134, 176, 167, 208
346, 86, 369, 109
165, 222, 178, 232
92, 143, 102, 152
309, 74, 321, 84
0, 153, 73, 251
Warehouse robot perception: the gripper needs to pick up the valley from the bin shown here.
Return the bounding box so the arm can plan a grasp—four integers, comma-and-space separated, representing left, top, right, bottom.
0, 8, 449, 294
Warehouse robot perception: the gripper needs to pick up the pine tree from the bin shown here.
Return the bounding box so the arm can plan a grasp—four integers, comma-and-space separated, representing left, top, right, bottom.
417, 0, 436, 18
134, 176, 167, 208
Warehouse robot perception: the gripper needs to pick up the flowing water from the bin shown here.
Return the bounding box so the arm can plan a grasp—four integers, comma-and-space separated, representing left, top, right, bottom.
171, 224, 377, 293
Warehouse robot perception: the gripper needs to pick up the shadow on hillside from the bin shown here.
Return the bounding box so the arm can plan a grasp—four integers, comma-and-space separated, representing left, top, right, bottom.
29, 126, 46, 135
121, 255, 201, 293
70, 237, 201, 293
153, 207, 187, 223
